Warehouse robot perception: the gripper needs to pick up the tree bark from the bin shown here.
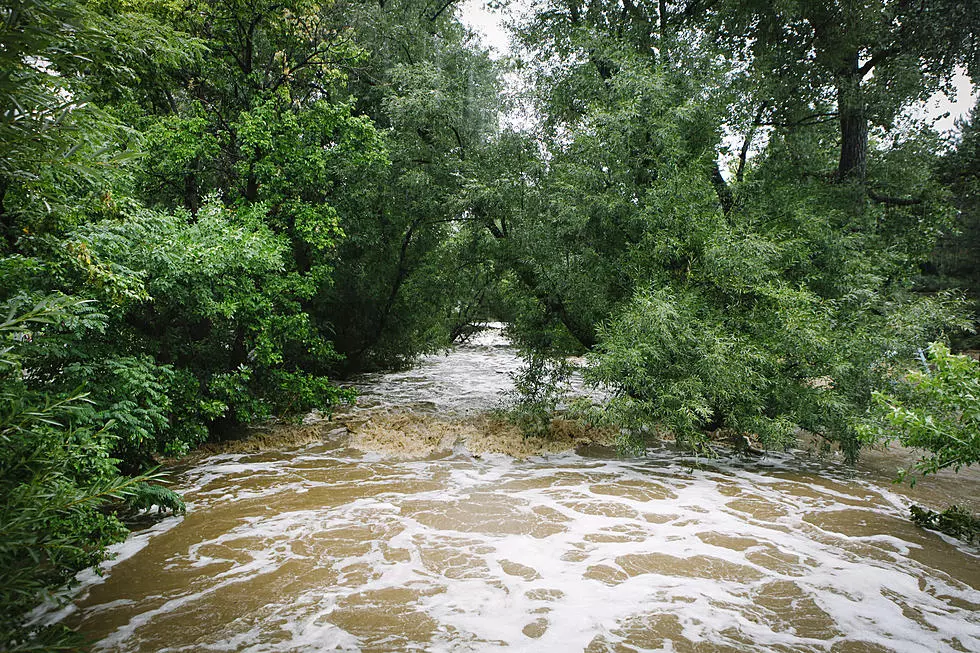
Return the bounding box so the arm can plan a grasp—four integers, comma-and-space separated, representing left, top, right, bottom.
711, 162, 733, 215
0, 180, 17, 253
244, 158, 259, 202
183, 156, 201, 214
509, 256, 597, 349
836, 52, 868, 182
736, 102, 766, 183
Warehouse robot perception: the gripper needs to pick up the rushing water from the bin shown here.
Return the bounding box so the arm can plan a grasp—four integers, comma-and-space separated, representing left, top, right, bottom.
53, 327, 980, 652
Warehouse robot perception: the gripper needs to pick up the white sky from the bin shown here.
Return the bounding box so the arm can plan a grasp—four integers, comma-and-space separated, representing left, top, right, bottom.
915, 74, 978, 133
458, 0, 978, 134
461, 0, 512, 58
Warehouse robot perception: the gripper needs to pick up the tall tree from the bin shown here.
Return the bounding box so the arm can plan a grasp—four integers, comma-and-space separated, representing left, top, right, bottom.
693, 0, 980, 183
0, 0, 194, 249
494, 0, 969, 457
926, 102, 980, 348
313, 0, 502, 368
471, 0, 730, 349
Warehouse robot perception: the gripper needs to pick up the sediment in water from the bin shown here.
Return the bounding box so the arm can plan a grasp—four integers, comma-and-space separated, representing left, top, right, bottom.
173, 409, 619, 461
348, 410, 619, 459
164, 421, 350, 462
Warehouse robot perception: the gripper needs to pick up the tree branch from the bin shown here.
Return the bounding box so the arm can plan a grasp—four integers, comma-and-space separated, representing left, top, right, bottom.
867, 188, 924, 206
736, 102, 767, 183
858, 48, 896, 79
761, 112, 838, 128
429, 0, 457, 22
711, 162, 733, 215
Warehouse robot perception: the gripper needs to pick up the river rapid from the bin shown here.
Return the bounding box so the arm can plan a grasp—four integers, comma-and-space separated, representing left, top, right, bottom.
52, 327, 979, 652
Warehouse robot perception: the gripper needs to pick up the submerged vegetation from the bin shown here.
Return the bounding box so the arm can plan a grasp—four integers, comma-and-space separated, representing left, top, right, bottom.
909, 504, 980, 544
862, 342, 980, 481
1, 0, 978, 647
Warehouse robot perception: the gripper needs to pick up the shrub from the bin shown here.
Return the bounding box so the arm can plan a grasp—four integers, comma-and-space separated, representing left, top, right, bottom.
861, 342, 980, 480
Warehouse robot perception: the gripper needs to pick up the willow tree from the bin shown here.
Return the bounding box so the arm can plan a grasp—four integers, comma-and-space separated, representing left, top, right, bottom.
317, 0, 503, 369
459, 0, 734, 351
690, 0, 980, 184
927, 102, 980, 348
490, 0, 971, 456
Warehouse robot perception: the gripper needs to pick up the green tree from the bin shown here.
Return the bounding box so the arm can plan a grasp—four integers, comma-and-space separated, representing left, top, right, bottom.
12, 198, 359, 461
1, 0, 122, 249
925, 102, 980, 348
125, 0, 499, 371
691, 0, 979, 183
494, 0, 969, 458
316, 0, 503, 368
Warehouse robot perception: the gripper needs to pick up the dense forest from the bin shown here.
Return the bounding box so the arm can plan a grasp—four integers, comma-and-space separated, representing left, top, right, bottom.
1, 0, 979, 648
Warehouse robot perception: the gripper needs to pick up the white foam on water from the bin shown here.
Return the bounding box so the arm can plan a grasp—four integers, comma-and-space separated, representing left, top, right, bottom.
346, 323, 601, 415
53, 332, 980, 652
62, 446, 980, 652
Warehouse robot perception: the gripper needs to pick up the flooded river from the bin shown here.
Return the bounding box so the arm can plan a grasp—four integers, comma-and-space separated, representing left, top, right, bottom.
53, 327, 979, 652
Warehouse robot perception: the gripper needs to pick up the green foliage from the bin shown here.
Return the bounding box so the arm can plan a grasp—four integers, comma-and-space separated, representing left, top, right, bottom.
315, 0, 502, 368
496, 0, 970, 459
62, 199, 354, 451
125, 481, 185, 515
0, 1, 119, 245
67, 356, 181, 466
700, 0, 980, 180
0, 297, 154, 651
118, 0, 490, 369
926, 102, 980, 348
0, 0, 201, 248
909, 504, 980, 543
2, 0, 977, 643
588, 288, 772, 455
4, 197, 356, 464
505, 351, 574, 438
861, 342, 980, 479
581, 157, 967, 457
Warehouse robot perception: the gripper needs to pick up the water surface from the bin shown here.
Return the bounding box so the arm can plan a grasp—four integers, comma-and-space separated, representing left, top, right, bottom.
56, 326, 980, 652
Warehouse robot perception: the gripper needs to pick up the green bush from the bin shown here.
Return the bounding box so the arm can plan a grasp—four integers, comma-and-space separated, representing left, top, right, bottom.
0, 296, 180, 651
861, 342, 980, 479
9, 200, 355, 463
909, 504, 980, 542
506, 351, 574, 438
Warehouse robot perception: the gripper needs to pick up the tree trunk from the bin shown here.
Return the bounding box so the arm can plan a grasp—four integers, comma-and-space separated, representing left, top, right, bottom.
736, 103, 766, 183
510, 256, 597, 349
245, 159, 259, 202
836, 53, 868, 182
710, 162, 733, 215
0, 179, 15, 253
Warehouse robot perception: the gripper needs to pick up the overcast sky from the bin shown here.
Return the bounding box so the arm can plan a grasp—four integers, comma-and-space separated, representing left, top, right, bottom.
459, 0, 978, 134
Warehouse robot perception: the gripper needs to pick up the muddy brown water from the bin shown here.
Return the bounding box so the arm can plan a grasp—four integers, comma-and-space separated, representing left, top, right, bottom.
46, 327, 980, 652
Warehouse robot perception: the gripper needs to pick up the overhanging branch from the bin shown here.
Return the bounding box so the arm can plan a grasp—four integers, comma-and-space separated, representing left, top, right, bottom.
868, 188, 924, 206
